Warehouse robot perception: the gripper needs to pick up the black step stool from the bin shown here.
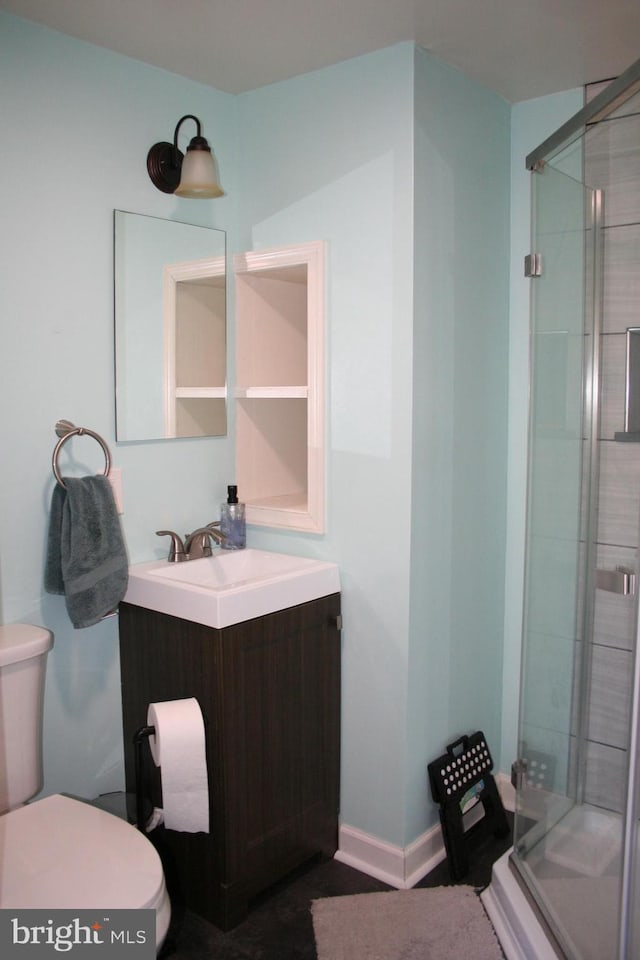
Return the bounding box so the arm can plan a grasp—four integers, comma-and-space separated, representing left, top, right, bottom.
428, 730, 509, 882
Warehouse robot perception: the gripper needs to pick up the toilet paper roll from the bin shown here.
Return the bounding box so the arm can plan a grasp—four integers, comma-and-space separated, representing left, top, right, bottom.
147, 698, 209, 833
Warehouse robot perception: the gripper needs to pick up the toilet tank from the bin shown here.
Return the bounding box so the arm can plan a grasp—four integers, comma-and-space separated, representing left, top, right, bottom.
0, 624, 53, 813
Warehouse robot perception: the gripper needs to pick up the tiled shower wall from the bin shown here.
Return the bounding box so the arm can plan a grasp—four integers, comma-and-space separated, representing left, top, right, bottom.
584, 83, 640, 812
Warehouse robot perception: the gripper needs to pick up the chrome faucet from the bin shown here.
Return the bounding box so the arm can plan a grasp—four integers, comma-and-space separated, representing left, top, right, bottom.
184, 525, 226, 558
156, 522, 226, 562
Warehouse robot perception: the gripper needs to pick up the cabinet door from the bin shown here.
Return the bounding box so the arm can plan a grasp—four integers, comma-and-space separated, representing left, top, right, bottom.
220, 593, 341, 891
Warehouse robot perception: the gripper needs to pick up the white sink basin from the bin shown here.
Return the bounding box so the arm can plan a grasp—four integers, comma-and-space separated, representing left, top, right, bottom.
124, 549, 340, 628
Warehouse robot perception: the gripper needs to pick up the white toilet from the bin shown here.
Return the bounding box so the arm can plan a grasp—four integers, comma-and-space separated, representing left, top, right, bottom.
0, 623, 171, 951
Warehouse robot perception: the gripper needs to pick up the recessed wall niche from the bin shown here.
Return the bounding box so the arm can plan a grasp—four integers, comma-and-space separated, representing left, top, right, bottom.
234, 241, 325, 533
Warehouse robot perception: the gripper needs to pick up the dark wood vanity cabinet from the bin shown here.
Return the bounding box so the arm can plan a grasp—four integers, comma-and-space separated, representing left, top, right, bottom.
118, 593, 341, 930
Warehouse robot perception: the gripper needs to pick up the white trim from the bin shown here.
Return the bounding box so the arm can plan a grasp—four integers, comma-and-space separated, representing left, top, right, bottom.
335, 773, 514, 889
404, 825, 448, 888
335, 822, 445, 889
496, 771, 516, 812
175, 386, 227, 398
234, 241, 321, 275
481, 850, 560, 960
236, 385, 308, 399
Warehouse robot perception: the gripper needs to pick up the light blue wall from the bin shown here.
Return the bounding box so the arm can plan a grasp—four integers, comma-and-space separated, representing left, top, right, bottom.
500, 88, 584, 774
236, 44, 417, 845
236, 44, 512, 846
408, 49, 511, 840
1, 9, 584, 854
0, 11, 237, 799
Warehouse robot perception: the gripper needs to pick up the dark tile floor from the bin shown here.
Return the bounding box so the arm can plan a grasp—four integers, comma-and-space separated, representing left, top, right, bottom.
161, 814, 514, 959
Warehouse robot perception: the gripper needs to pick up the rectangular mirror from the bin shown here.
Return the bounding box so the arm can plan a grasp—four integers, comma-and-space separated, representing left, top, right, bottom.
114, 210, 227, 441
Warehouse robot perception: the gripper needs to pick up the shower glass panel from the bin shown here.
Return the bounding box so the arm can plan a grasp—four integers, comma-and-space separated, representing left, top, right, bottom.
512, 159, 628, 960
493, 59, 640, 960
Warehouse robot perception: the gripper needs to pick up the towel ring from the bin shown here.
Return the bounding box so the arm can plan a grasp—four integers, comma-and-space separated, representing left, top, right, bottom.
52, 420, 111, 489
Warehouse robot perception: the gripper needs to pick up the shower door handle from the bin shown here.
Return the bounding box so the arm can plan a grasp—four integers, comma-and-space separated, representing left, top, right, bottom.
595, 567, 636, 596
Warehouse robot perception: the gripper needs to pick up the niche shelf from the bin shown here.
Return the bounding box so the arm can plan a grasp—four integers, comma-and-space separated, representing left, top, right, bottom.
163, 255, 227, 438
234, 241, 325, 533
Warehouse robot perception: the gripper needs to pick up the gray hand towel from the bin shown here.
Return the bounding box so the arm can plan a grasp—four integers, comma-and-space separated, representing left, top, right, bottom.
45, 476, 129, 629
45, 484, 66, 596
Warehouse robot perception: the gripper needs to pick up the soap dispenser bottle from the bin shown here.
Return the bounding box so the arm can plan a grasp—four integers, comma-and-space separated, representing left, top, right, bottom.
220, 485, 246, 550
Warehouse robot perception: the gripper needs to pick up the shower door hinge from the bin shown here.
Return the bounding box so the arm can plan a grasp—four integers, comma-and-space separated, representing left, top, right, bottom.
511, 758, 527, 791
524, 253, 542, 278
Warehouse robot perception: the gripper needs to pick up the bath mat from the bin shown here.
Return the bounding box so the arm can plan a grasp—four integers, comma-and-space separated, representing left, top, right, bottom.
312, 885, 503, 960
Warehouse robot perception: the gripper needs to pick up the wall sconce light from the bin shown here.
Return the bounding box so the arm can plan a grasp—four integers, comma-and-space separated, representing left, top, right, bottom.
147, 114, 224, 199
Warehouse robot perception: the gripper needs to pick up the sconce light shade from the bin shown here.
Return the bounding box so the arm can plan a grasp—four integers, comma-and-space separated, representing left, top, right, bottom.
147, 114, 224, 199
176, 139, 223, 198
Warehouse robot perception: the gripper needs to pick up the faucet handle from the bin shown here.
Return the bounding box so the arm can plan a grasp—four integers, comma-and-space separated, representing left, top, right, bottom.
156, 530, 187, 563
184, 529, 213, 560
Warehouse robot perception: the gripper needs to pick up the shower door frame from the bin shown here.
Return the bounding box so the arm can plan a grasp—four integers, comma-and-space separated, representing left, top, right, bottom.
512, 163, 603, 960
512, 55, 640, 960
525, 60, 640, 173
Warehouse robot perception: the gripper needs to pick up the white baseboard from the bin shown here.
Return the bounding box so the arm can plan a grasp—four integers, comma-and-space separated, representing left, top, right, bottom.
496, 771, 516, 812
335, 772, 514, 888
334, 820, 446, 889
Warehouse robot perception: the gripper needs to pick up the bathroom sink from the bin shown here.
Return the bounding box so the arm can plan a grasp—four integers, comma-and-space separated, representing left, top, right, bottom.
124, 549, 340, 628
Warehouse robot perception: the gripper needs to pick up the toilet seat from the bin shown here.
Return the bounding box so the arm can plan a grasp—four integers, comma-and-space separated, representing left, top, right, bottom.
0, 794, 170, 949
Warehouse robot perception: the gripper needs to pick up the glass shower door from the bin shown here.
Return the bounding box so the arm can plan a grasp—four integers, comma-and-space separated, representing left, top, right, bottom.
512, 160, 625, 959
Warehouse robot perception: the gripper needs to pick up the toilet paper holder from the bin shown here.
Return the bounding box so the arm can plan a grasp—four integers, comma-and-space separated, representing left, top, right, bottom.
133, 724, 156, 832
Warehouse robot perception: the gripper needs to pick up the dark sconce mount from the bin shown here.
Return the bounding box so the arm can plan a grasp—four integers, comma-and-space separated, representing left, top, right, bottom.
147, 114, 224, 199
